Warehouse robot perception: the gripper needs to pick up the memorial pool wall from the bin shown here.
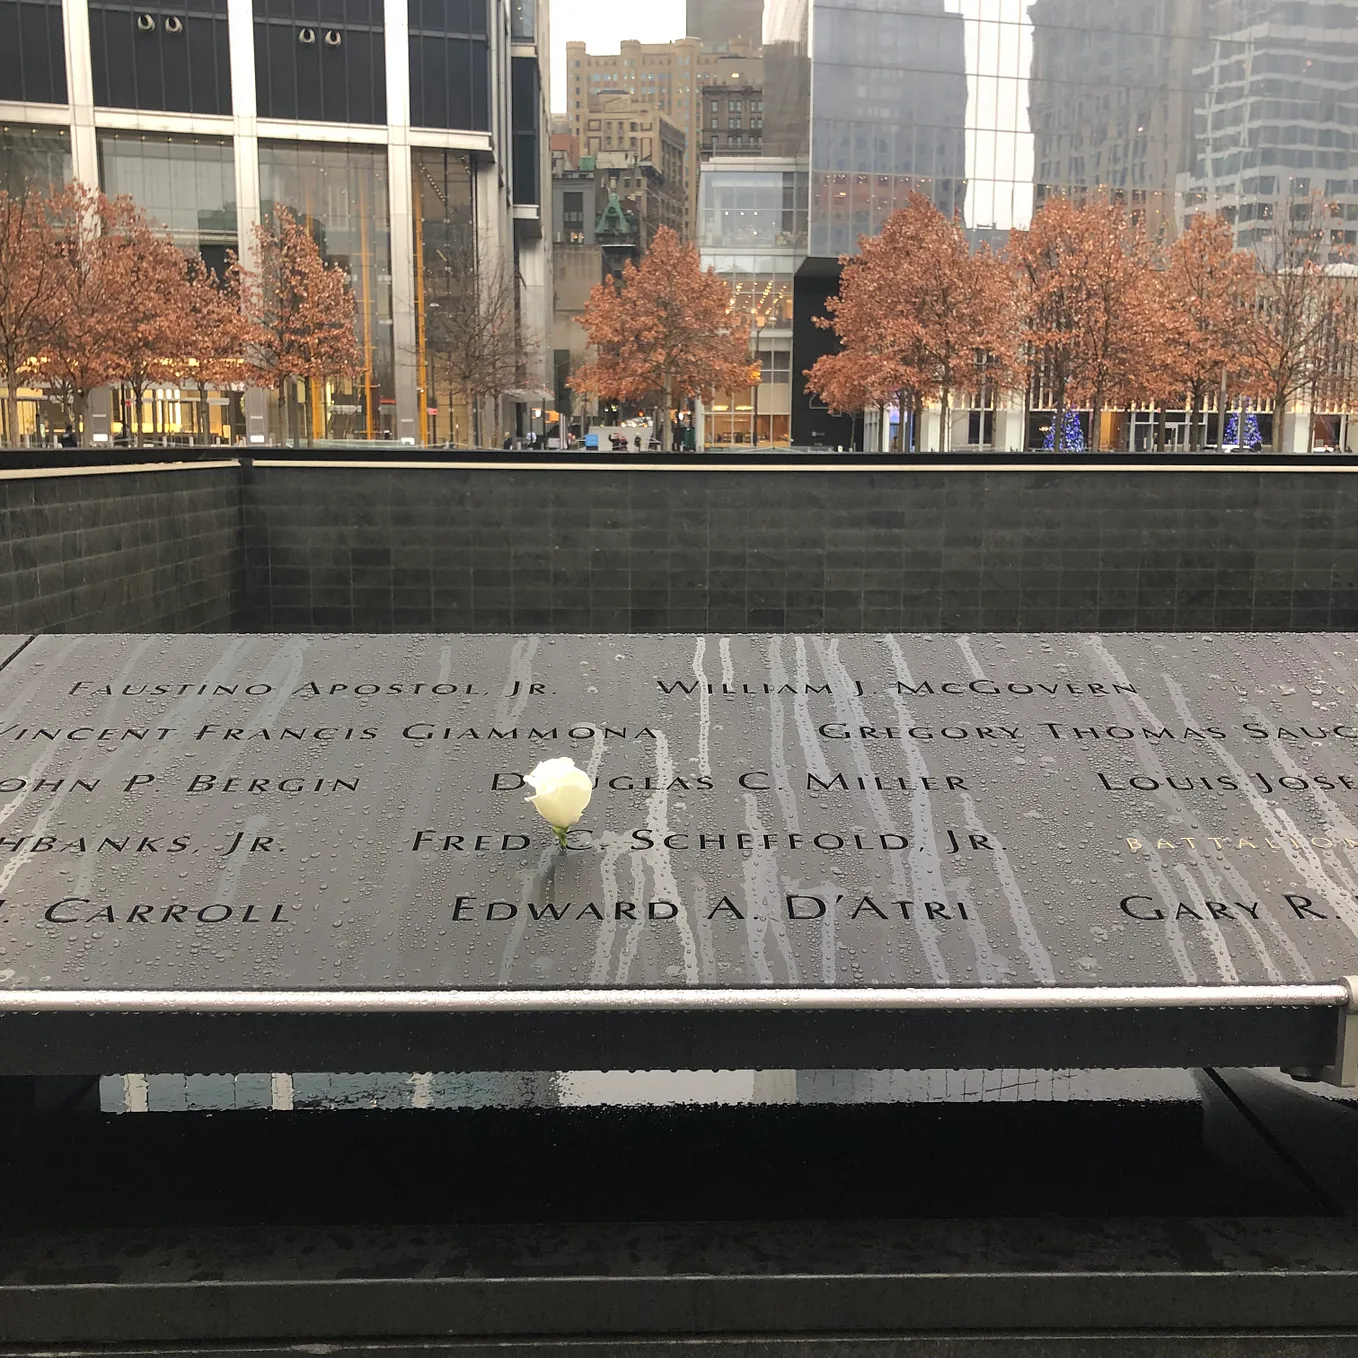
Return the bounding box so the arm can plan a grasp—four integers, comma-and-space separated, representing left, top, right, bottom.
2, 453, 1356, 634
0, 460, 242, 633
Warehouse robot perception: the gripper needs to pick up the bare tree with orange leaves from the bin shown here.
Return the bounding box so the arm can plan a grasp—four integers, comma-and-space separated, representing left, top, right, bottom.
806, 194, 1015, 452
1008, 197, 1153, 452
240, 205, 362, 444
0, 186, 62, 446
1160, 213, 1260, 449
168, 254, 253, 441
41, 184, 143, 443
117, 210, 200, 444
571, 226, 753, 449
1244, 193, 1350, 453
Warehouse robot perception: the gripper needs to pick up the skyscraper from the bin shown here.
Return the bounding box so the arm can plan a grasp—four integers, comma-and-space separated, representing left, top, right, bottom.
754, 0, 968, 441
686, 0, 765, 51
1179, 0, 1358, 255
1028, 0, 1200, 240
807, 0, 967, 257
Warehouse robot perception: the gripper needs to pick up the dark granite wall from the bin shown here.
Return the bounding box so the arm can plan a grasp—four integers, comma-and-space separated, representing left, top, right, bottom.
3, 461, 1354, 635
0, 466, 242, 633
240, 465, 1358, 633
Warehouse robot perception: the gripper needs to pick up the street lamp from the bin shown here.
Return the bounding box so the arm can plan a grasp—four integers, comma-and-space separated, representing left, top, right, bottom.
749, 312, 766, 449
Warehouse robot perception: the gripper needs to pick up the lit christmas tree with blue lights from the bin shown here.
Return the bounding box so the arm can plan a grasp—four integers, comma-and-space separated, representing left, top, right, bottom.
1043, 408, 1086, 451
1222, 405, 1262, 450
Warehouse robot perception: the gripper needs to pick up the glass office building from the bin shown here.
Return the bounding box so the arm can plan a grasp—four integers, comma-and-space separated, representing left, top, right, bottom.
698, 157, 806, 444
0, 0, 550, 445
760, 0, 1358, 447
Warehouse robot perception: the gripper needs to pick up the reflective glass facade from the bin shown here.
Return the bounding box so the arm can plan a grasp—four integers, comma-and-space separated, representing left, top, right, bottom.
95, 134, 242, 442
98, 132, 237, 270
259, 140, 395, 439
698, 160, 800, 445
698, 162, 808, 249
0, 125, 73, 443
765, 0, 1358, 257
0, 124, 71, 195
412, 148, 475, 446
0, 0, 546, 446
1182, 0, 1358, 251
810, 0, 968, 255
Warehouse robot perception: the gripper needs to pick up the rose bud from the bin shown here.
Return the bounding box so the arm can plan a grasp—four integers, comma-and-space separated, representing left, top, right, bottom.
524, 756, 593, 847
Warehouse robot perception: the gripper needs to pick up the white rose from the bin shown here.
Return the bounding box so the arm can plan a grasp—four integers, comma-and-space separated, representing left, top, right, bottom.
525, 757, 593, 844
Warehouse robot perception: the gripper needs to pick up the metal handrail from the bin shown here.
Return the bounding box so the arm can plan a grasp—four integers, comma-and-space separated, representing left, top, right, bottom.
0, 983, 1348, 1013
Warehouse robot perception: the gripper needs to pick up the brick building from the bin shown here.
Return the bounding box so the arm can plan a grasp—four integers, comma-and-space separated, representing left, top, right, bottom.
701, 84, 763, 157
565, 37, 763, 235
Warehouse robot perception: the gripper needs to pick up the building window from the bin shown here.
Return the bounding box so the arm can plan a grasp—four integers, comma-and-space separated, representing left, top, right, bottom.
0, 124, 70, 195
89, 0, 231, 113
757, 348, 791, 383
562, 188, 584, 242
98, 131, 237, 271
509, 0, 533, 40
0, 0, 66, 104
256, 0, 386, 123
511, 53, 540, 204
408, 0, 489, 131
260, 139, 395, 438
412, 147, 473, 446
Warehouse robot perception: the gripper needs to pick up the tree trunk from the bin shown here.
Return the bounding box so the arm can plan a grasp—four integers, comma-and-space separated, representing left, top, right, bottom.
1021, 355, 1032, 453
1188, 385, 1202, 451
661, 376, 673, 452
305, 378, 315, 447
73, 389, 88, 447
940, 385, 951, 454
1216, 369, 1228, 450
1273, 384, 1287, 454
5, 365, 19, 449
1091, 393, 1103, 454
278, 379, 290, 445
131, 382, 145, 446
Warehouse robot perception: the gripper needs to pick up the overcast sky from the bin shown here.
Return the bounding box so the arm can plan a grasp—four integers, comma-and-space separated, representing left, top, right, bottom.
550, 0, 685, 111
